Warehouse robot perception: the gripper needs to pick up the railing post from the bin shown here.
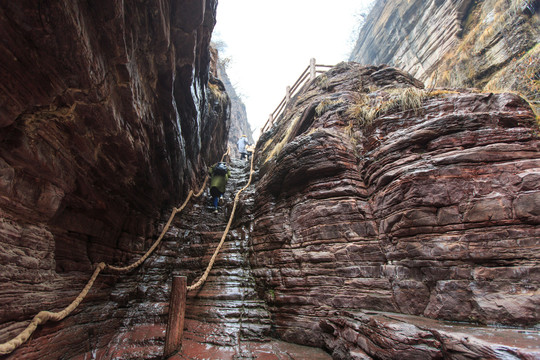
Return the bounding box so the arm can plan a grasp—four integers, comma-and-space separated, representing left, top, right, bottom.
285, 85, 291, 103
164, 276, 187, 358
269, 113, 274, 126
310, 58, 316, 81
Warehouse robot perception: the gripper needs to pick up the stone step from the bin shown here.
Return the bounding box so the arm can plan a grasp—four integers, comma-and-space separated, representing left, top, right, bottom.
179, 161, 273, 349
186, 300, 271, 320
172, 336, 332, 359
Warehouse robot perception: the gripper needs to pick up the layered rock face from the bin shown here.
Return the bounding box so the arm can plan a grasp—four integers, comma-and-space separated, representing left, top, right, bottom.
0, 0, 229, 358
249, 63, 540, 358
96, 159, 331, 359
217, 61, 254, 158
350, 0, 475, 81
350, 0, 539, 111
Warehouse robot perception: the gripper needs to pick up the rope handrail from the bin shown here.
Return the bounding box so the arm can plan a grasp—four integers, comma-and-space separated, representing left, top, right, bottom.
261, 58, 334, 134
0, 147, 234, 356
187, 148, 255, 291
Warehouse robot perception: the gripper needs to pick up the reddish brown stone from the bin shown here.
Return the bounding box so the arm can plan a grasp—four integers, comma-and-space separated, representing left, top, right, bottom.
248, 63, 540, 358
0, 0, 229, 358
172, 338, 331, 360
320, 310, 540, 360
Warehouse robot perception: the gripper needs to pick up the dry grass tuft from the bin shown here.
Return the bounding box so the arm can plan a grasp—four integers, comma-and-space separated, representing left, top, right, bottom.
377, 87, 426, 114
343, 121, 354, 138
208, 82, 227, 102
346, 103, 379, 127
427, 89, 460, 97
306, 127, 320, 136
399, 88, 426, 113
346, 87, 426, 128
315, 98, 345, 116
346, 93, 376, 126
264, 115, 301, 161
317, 74, 329, 90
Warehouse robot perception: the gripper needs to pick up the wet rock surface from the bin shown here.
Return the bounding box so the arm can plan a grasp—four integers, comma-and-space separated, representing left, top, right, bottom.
180, 159, 272, 347
72, 159, 330, 359
249, 62, 540, 358
321, 310, 540, 360
173, 338, 332, 360
174, 159, 330, 359
0, 0, 229, 358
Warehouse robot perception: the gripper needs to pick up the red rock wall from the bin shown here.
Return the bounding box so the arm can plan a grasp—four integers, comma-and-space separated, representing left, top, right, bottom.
0, 0, 229, 358
250, 63, 540, 352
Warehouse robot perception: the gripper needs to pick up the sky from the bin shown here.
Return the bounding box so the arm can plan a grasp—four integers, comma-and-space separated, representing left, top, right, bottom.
213, 0, 375, 139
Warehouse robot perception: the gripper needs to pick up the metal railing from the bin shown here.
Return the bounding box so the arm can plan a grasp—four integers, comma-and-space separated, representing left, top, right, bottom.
261, 58, 333, 133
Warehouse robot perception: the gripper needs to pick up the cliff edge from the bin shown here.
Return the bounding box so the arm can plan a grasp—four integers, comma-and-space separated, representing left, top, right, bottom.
350, 0, 539, 113
250, 62, 540, 358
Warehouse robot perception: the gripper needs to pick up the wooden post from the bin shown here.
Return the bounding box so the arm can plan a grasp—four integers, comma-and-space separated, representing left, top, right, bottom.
310, 58, 316, 81
269, 113, 274, 126
285, 85, 291, 103
164, 276, 187, 358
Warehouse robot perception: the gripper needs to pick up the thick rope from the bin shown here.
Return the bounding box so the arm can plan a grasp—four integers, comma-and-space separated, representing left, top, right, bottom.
0, 147, 229, 356
187, 149, 255, 291
220, 147, 230, 162
106, 175, 209, 273
0, 262, 106, 355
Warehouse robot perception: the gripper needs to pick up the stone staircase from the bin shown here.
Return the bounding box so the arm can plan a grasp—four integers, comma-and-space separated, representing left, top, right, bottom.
171, 159, 321, 359
100, 158, 331, 359
180, 158, 272, 344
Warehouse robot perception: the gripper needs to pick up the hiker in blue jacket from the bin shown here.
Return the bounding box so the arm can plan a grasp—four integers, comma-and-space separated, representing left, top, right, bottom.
237, 135, 251, 160
208, 162, 231, 213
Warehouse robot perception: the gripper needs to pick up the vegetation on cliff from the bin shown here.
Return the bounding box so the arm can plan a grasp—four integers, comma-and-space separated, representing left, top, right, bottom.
435, 0, 539, 113
351, 0, 539, 116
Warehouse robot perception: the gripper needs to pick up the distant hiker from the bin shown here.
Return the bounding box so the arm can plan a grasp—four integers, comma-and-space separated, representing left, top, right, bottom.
237, 135, 251, 160
208, 162, 231, 213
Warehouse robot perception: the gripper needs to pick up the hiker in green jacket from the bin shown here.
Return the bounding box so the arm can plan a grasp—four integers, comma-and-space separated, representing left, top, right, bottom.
208, 162, 231, 213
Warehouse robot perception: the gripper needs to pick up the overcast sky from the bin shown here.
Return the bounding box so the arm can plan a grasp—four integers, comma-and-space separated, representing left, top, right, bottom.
213, 0, 374, 140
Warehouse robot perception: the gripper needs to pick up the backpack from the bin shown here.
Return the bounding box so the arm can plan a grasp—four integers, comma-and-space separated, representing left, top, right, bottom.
214, 162, 228, 176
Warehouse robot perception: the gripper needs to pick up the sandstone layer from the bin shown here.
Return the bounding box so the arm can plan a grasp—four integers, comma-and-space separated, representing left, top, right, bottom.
0, 1, 229, 358
249, 62, 540, 358
350, 0, 539, 112
81, 159, 330, 359
217, 58, 254, 158
350, 0, 475, 81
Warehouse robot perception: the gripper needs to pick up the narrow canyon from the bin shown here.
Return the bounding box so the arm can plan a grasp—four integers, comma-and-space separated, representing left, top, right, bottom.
0, 1, 539, 359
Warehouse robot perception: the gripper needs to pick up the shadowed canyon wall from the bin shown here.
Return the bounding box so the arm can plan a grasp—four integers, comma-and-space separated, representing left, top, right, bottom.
249, 62, 540, 358
0, 0, 230, 358
350, 0, 539, 113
